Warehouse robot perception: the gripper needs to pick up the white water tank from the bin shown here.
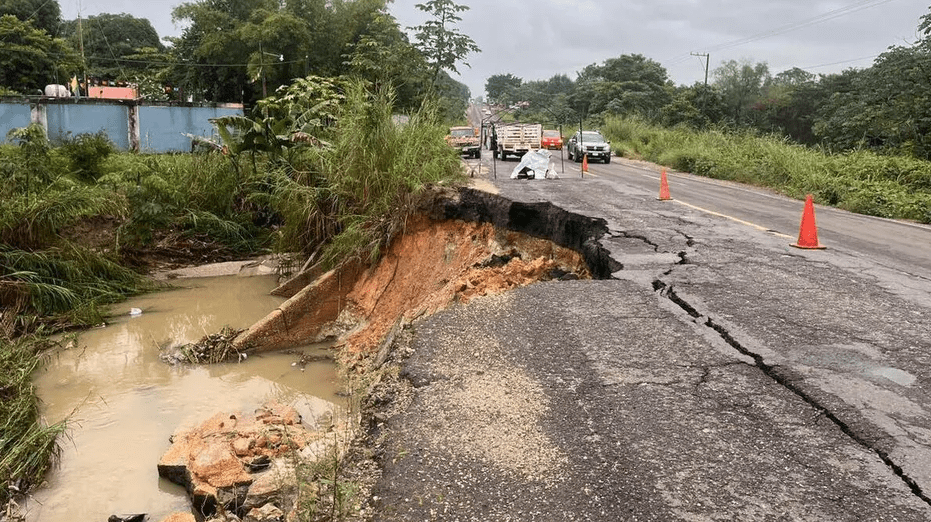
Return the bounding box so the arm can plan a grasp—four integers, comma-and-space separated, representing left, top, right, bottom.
44, 84, 71, 97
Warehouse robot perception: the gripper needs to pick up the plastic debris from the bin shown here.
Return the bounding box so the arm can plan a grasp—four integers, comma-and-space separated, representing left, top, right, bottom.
510, 149, 558, 180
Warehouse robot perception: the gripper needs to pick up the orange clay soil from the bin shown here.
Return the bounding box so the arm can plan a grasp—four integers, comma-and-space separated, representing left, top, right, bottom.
339, 214, 589, 359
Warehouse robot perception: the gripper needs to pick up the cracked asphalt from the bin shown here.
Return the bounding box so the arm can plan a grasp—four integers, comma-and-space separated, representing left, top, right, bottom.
365, 158, 931, 520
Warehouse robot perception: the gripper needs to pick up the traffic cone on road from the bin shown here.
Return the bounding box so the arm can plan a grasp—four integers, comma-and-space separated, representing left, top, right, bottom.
582, 153, 589, 173
657, 170, 671, 201
791, 194, 826, 249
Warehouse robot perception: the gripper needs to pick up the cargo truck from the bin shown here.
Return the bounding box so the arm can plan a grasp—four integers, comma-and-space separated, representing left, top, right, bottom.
494, 123, 542, 160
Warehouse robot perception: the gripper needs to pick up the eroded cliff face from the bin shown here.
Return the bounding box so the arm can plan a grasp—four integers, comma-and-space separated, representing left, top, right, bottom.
234, 187, 619, 358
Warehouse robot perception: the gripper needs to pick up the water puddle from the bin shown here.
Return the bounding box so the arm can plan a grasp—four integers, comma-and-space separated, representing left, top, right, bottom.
24, 274, 343, 522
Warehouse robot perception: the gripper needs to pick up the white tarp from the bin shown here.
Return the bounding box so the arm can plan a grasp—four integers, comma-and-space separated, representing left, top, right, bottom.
510, 149, 559, 180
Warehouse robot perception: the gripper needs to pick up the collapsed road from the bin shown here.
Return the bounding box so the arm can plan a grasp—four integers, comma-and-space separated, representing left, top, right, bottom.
361, 157, 931, 521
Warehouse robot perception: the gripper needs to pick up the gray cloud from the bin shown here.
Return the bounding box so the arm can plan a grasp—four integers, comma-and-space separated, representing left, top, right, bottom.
60, 0, 929, 98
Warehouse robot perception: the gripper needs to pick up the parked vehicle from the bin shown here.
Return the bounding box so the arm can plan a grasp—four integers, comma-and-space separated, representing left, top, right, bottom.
541, 129, 563, 150
495, 123, 542, 160
446, 126, 481, 158
567, 130, 611, 164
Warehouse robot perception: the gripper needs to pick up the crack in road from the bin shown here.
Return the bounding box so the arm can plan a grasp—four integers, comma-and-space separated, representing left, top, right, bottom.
651, 276, 931, 507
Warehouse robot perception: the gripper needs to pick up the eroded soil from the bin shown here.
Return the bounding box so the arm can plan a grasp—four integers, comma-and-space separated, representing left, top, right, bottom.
329, 213, 590, 359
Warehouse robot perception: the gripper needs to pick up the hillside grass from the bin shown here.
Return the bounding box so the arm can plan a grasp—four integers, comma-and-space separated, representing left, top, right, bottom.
601, 116, 931, 224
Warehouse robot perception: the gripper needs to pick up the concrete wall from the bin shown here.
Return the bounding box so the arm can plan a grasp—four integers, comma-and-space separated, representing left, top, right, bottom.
0, 102, 33, 143
45, 102, 131, 150
139, 105, 242, 152
0, 97, 243, 152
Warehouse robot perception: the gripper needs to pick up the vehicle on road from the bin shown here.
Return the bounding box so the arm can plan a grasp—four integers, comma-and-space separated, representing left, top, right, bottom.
567, 130, 611, 164
495, 123, 542, 160
446, 126, 481, 158
541, 129, 563, 150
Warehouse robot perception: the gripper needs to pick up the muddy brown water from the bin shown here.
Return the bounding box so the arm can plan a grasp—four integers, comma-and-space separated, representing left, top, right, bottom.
24, 274, 344, 522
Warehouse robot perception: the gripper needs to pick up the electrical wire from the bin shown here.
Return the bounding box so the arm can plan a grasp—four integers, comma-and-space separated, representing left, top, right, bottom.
665, 0, 899, 66
0, 42, 305, 68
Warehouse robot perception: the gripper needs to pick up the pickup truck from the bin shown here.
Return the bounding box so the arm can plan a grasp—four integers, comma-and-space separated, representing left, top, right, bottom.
446, 126, 481, 158
494, 123, 542, 160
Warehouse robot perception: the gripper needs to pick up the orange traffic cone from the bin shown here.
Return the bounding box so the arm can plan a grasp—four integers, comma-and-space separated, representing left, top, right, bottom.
657, 170, 671, 201
791, 194, 826, 249
582, 153, 589, 173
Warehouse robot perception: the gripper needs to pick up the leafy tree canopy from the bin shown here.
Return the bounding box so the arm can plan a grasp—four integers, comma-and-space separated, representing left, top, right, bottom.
484, 73, 521, 105
0, 0, 61, 36
410, 0, 480, 85
0, 14, 79, 93
712, 59, 770, 125
61, 13, 164, 80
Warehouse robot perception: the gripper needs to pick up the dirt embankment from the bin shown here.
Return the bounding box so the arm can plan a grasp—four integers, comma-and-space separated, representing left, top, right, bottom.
234, 187, 619, 362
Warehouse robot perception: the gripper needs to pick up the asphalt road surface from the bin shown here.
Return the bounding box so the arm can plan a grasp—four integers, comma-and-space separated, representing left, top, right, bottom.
368, 141, 931, 520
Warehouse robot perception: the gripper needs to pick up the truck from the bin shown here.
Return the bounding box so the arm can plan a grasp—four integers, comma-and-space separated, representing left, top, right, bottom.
494, 123, 542, 160
446, 126, 481, 158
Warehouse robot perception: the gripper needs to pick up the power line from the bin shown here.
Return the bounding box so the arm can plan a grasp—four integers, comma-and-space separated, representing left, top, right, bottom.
666, 0, 898, 66
699, 0, 897, 55
0, 42, 305, 68
798, 54, 880, 71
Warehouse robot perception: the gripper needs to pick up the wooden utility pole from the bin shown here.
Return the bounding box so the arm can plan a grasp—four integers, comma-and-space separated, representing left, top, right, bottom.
78, 1, 87, 96
691, 52, 710, 86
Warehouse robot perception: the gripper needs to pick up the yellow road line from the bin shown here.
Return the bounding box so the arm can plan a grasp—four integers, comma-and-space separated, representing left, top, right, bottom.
674, 200, 794, 239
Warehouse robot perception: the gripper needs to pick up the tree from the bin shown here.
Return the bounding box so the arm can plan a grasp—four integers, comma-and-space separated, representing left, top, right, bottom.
410, 0, 479, 86
0, 0, 61, 36
661, 83, 726, 129
484, 73, 521, 105
169, 0, 397, 104
344, 8, 432, 111
712, 59, 770, 126
588, 54, 671, 119
60, 14, 164, 80
749, 67, 821, 143
0, 14, 79, 93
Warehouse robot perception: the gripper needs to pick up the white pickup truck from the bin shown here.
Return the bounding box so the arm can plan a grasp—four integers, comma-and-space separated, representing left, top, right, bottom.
494, 123, 542, 160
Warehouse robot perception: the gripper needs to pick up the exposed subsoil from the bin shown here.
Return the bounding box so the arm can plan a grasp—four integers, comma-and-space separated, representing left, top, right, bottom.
337, 212, 591, 360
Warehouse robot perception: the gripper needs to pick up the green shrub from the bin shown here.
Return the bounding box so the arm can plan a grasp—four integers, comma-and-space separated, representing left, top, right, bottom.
60, 131, 114, 182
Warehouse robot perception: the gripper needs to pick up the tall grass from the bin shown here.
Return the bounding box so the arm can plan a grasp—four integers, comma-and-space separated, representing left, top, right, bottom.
272, 83, 465, 267
0, 333, 67, 507
98, 152, 268, 252
602, 116, 931, 223
0, 181, 125, 251
1, 244, 159, 331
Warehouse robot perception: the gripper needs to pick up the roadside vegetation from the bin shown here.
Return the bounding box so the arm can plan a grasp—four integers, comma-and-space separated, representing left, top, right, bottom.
602, 117, 931, 223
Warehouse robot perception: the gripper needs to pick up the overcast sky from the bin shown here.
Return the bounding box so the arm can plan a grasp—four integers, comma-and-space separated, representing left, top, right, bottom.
60, 0, 930, 98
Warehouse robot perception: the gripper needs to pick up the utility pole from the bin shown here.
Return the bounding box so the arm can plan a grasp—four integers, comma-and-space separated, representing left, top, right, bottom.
260, 43, 267, 98
691, 52, 710, 86
78, 1, 87, 96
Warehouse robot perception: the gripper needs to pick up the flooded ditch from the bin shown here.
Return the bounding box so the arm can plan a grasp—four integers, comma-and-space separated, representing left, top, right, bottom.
14, 187, 624, 521
24, 274, 344, 522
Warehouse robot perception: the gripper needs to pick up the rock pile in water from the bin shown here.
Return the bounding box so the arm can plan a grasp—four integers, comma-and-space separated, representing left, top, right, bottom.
157, 402, 339, 521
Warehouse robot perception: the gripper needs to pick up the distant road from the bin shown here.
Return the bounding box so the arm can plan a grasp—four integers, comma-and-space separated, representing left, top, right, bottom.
479, 141, 931, 282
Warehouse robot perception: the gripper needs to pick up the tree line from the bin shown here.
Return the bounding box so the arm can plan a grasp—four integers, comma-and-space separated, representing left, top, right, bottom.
0, 0, 477, 117
486, 6, 931, 161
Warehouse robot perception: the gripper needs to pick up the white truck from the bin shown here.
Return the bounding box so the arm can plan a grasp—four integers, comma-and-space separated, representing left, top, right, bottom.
494, 123, 542, 160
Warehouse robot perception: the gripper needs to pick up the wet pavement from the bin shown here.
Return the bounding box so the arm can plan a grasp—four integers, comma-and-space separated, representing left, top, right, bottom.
367, 160, 931, 520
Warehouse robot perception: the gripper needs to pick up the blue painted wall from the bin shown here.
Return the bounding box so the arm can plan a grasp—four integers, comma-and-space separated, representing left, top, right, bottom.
0, 98, 243, 152
46, 103, 130, 149
139, 105, 242, 152
0, 103, 33, 143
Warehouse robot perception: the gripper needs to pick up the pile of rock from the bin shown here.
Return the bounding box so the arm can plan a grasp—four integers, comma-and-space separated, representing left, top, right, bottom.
157, 402, 344, 521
